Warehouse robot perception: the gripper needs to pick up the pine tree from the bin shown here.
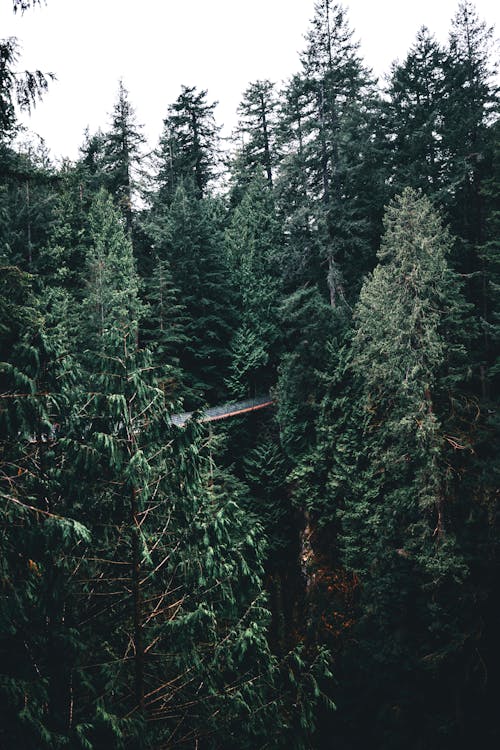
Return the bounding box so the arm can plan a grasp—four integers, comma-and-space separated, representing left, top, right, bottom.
480, 120, 500, 385
78, 187, 142, 360
101, 80, 146, 234
141, 255, 187, 402
277, 1, 380, 303
441, 0, 497, 269
277, 285, 336, 464
155, 182, 234, 406
157, 85, 220, 202
274, 75, 324, 291
339, 188, 482, 748
0, 263, 93, 749
225, 176, 282, 397
77, 127, 108, 198
231, 79, 279, 196
0, 36, 53, 141
384, 26, 447, 194
65, 184, 317, 749
38, 160, 94, 298
0, 140, 58, 273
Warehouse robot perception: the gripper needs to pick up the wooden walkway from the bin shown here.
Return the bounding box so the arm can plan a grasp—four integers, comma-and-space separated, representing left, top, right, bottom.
171, 394, 274, 427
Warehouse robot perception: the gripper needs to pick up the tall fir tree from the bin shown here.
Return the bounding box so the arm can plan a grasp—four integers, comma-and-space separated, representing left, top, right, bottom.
0, 262, 93, 749
156, 85, 220, 202
153, 181, 234, 406
101, 80, 146, 234
337, 188, 493, 749
277, 1, 381, 302
384, 26, 447, 195
441, 0, 497, 270
65, 184, 326, 749
231, 79, 279, 198
224, 176, 282, 398
0, 35, 53, 141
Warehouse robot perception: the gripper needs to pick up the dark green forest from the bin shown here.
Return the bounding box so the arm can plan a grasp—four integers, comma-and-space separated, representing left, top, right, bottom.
1, 1, 499, 748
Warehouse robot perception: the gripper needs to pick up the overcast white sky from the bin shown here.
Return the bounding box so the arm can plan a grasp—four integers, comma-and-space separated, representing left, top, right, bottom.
1, 0, 498, 161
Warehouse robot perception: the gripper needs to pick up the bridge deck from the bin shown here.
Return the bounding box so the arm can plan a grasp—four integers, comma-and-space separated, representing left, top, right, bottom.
171, 394, 274, 427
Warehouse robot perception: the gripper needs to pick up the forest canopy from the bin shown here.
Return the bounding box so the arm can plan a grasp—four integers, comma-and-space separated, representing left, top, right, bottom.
1, 1, 499, 749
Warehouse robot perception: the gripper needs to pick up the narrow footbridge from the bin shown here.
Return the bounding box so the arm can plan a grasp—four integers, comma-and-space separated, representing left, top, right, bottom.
171, 394, 274, 428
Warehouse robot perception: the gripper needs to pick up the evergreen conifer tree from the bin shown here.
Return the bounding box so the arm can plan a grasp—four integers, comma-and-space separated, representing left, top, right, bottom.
339, 188, 481, 747
277, 1, 381, 302
231, 80, 279, 196
442, 0, 497, 259
0, 263, 93, 749
384, 27, 447, 194
157, 86, 220, 202
101, 81, 146, 234
64, 184, 322, 749
225, 176, 282, 397
156, 181, 234, 406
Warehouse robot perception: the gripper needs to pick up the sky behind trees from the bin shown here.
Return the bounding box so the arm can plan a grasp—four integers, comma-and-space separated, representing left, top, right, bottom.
1, 0, 498, 160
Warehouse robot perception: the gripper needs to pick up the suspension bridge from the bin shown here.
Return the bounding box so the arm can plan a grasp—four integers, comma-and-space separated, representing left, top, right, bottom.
171, 394, 274, 427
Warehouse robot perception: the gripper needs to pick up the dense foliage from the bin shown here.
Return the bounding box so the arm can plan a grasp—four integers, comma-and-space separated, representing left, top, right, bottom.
1, 1, 499, 748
